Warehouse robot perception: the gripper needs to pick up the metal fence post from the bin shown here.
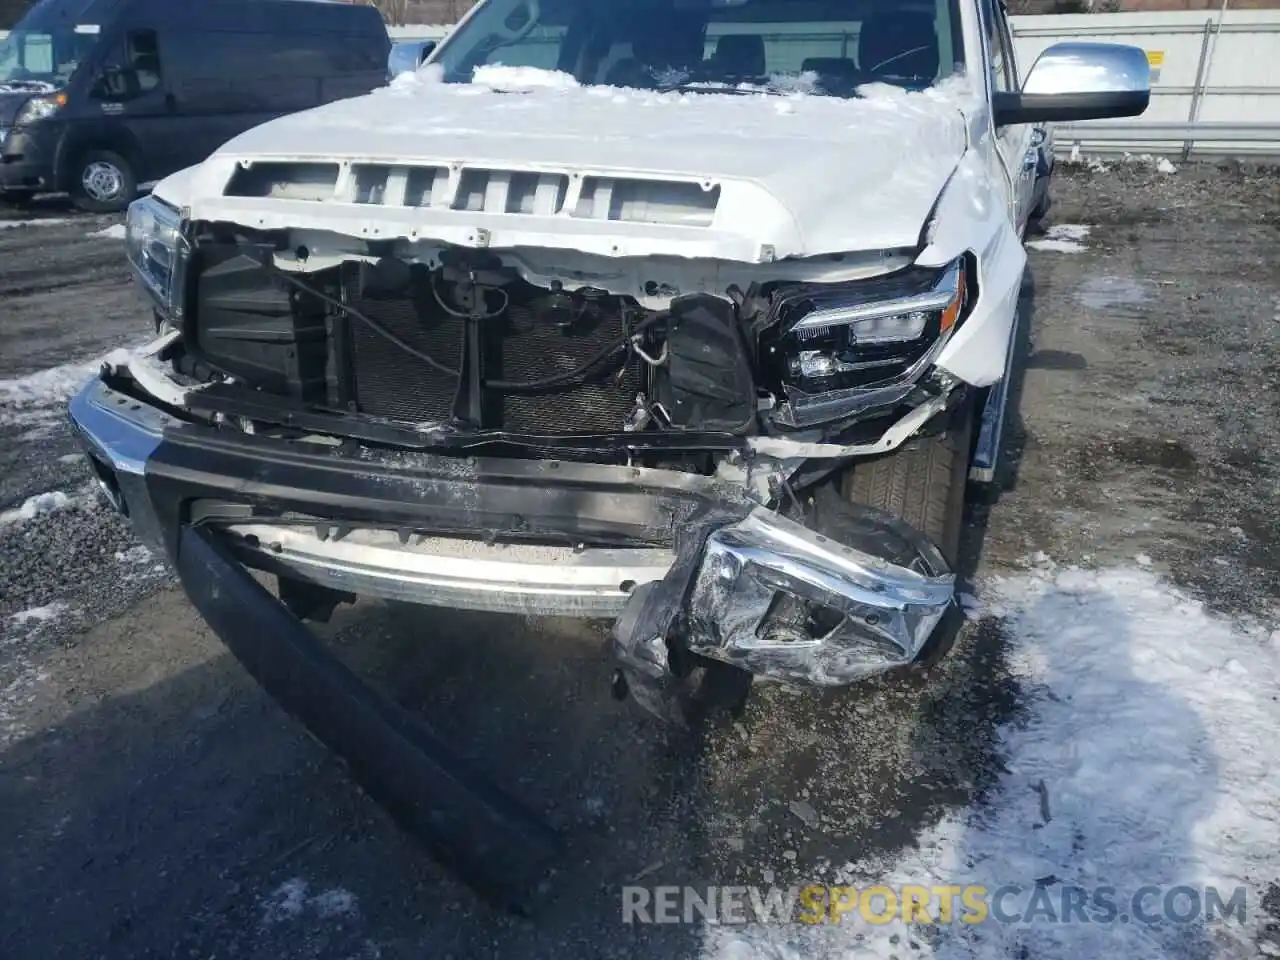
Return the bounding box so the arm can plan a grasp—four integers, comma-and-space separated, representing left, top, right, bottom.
1183, 19, 1216, 160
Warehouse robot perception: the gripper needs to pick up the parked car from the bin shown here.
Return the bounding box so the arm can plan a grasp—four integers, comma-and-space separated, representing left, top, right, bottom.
0, 0, 389, 211
68, 0, 1149, 905
387, 38, 436, 81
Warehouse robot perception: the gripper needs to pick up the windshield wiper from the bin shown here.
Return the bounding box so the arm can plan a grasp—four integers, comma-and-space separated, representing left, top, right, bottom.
664, 80, 787, 97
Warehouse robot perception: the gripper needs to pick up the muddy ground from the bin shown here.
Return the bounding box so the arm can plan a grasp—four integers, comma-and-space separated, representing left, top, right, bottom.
1, 162, 1277, 959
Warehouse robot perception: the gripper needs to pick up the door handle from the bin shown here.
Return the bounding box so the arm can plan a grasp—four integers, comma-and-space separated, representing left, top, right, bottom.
1022, 148, 1038, 172
164, 91, 176, 111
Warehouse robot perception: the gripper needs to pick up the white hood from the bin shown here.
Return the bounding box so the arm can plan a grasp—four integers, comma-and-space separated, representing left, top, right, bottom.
175, 68, 971, 263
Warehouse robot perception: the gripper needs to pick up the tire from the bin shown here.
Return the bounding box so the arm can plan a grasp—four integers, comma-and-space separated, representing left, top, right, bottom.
71, 150, 137, 214
842, 401, 973, 569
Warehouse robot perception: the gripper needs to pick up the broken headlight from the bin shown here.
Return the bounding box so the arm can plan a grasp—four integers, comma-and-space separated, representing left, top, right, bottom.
125, 194, 187, 321
768, 258, 966, 403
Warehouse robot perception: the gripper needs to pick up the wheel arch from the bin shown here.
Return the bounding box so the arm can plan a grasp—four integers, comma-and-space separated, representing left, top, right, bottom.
55, 128, 144, 194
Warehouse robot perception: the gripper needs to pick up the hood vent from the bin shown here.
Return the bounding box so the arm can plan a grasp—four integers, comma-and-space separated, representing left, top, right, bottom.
223, 161, 720, 228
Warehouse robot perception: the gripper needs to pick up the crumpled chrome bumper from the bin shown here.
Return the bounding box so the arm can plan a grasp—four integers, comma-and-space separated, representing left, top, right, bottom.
68, 363, 955, 706
686, 509, 955, 682
609, 504, 955, 717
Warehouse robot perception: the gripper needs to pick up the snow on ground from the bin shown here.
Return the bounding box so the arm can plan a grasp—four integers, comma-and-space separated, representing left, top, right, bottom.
0, 491, 73, 527
87, 224, 127, 240
7, 602, 70, 630
0, 218, 73, 230
1028, 224, 1091, 255
0, 357, 103, 421
260, 878, 360, 926
706, 563, 1280, 960
0, 343, 146, 430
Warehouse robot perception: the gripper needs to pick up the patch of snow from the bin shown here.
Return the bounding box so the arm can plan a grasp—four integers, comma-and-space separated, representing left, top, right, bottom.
8, 602, 70, 628
958, 591, 984, 619
0, 658, 51, 747
1156, 157, 1178, 175
261, 878, 309, 923
311, 888, 359, 919
88, 223, 127, 240
57, 453, 83, 464
472, 63, 580, 90
705, 565, 1280, 960
0, 359, 103, 422
0, 218, 73, 230
114, 545, 153, 564
0, 491, 72, 527
260, 878, 359, 926
1028, 223, 1091, 255
0, 344, 144, 429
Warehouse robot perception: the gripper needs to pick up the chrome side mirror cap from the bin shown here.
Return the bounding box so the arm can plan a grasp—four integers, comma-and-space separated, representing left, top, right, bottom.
993, 42, 1151, 127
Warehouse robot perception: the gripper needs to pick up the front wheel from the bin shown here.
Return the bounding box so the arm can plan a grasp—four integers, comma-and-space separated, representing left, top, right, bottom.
843, 405, 972, 568
71, 150, 137, 213
841, 400, 974, 672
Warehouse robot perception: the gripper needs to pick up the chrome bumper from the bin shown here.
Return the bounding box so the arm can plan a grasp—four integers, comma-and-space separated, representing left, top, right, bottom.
69, 372, 955, 692
224, 522, 675, 619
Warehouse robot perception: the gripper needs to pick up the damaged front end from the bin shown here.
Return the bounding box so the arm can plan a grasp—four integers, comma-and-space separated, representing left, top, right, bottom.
611, 494, 954, 722
90, 190, 971, 724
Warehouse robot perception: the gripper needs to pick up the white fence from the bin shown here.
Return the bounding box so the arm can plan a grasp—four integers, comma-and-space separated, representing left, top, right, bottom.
1010, 10, 1280, 158
6, 10, 1279, 158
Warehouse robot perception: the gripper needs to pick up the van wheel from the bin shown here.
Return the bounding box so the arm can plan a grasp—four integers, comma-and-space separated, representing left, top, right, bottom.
72, 151, 136, 213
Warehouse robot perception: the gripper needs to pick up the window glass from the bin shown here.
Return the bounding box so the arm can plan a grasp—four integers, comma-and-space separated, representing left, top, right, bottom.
983, 0, 1014, 93
0, 29, 97, 90
91, 29, 162, 101
434, 0, 965, 97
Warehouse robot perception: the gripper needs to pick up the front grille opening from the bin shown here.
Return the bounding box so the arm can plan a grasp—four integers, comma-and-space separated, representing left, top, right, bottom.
573, 177, 720, 226
342, 264, 645, 434
353, 165, 390, 205
224, 162, 340, 201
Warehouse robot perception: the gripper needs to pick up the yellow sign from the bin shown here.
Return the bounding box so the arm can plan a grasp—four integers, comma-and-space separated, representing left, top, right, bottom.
1147, 50, 1166, 67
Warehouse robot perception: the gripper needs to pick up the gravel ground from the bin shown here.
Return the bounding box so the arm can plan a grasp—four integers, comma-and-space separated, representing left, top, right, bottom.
0, 162, 1277, 959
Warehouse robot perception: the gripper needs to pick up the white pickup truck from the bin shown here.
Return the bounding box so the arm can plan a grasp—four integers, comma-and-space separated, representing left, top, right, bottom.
68, 0, 1148, 904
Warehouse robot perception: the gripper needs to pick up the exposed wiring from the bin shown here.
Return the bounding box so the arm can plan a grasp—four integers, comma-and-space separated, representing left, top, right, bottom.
630, 337, 668, 367
267, 263, 668, 394
271, 264, 462, 378
491, 313, 668, 393
429, 277, 509, 320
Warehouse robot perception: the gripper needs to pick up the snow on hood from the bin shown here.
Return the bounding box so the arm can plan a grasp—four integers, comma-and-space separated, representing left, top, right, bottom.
177, 70, 972, 262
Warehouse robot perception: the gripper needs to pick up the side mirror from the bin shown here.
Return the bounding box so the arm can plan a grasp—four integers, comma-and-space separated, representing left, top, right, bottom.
993, 42, 1150, 127
419, 40, 437, 65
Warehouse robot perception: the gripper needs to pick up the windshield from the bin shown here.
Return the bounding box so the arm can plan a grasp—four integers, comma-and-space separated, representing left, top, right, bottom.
0, 28, 97, 92
433, 0, 963, 97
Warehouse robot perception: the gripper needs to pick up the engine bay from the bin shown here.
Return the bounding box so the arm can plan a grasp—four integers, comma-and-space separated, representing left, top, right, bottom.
182, 235, 759, 443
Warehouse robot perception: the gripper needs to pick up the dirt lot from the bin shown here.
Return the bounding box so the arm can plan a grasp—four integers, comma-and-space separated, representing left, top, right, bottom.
0, 163, 1277, 959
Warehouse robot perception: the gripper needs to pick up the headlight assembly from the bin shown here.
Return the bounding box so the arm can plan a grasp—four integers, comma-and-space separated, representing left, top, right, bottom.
764, 257, 969, 427
14, 93, 66, 125
125, 194, 187, 320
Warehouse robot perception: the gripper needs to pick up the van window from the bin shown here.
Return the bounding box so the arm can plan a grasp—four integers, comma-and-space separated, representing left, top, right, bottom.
91, 29, 163, 101
0, 29, 97, 90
